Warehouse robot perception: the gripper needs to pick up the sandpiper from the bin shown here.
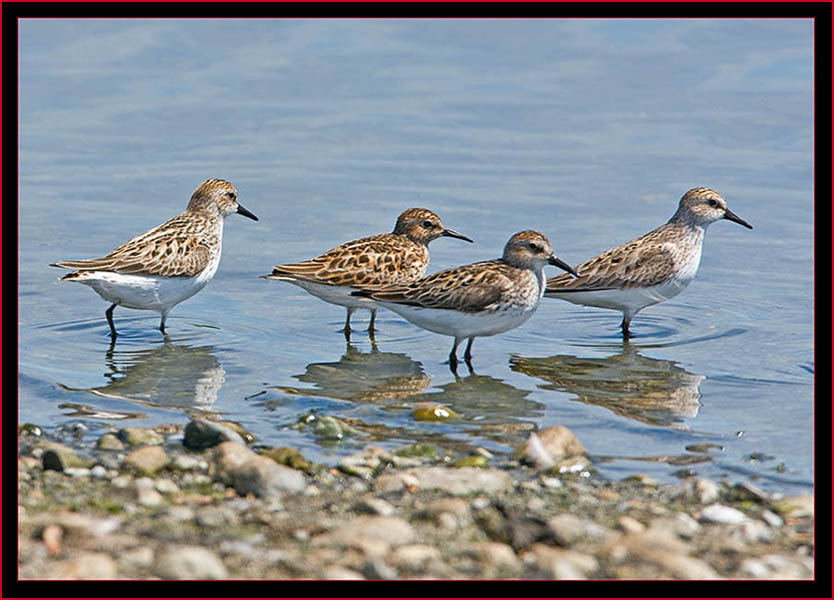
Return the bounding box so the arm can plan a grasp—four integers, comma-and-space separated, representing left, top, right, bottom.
354, 230, 578, 369
545, 187, 752, 337
262, 208, 472, 337
51, 178, 258, 339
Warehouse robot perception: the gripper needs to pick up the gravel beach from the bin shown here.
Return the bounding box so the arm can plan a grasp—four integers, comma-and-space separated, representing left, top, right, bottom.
17, 419, 814, 580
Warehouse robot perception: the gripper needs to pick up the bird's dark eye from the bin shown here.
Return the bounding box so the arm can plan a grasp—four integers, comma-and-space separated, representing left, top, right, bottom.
708, 198, 718, 207
528, 242, 539, 251
422, 220, 434, 229
226, 191, 236, 200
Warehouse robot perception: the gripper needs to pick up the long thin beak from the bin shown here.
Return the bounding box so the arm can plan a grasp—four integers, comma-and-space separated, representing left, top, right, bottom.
237, 204, 259, 221
442, 228, 474, 243
549, 255, 580, 278
724, 208, 752, 229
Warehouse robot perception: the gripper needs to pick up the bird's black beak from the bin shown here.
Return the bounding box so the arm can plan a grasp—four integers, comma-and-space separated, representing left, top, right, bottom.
549, 255, 580, 278
442, 228, 474, 243
724, 208, 752, 229
237, 204, 259, 221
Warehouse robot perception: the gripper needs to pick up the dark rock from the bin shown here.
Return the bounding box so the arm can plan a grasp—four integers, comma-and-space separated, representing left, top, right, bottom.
183, 418, 245, 450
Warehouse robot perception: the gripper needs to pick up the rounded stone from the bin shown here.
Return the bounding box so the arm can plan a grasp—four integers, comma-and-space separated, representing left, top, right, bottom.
156, 546, 228, 579
118, 427, 164, 447
97, 433, 125, 451
124, 446, 170, 476
183, 418, 245, 450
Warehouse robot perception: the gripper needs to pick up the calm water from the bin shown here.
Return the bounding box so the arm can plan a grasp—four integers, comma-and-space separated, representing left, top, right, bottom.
19, 19, 814, 493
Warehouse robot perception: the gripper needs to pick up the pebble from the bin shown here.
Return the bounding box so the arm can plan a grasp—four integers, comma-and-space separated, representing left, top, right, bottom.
616, 515, 646, 534
155, 546, 228, 579
733, 481, 770, 503
774, 495, 814, 518
96, 433, 125, 451
529, 543, 598, 579
136, 487, 164, 507
389, 544, 440, 571
693, 478, 721, 504
173, 454, 208, 471
541, 477, 563, 489
372, 472, 417, 494
349, 480, 369, 494
654, 553, 722, 579
472, 505, 510, 544
422, 498, 470, 527
195, 507, 238, 528
735, 520, 774, 543
313, 516, 416, 548
362, 558, 398, 580
436, 512, 458, 530
338, 446, 394, 479
42, 523, 62, 554
218, 540, 259, 558
398, 466, 512, 496
761, 510, 784, 528
119, 546, 155, 571
90, 465, 108, 479
52, 552, 118, 579
602, 528, 720, 579
649, 512, 701, 539
471, 497, 491, 510
123, 446, 170, 476
111, 474, 133, 489
181, 473, 211, 487
165, 506, 195, 522
118, 427, 164, 447
700, 504, 749, 525
322, 566, 365, 580
154, 479, 179, 494
27, 512, 121, 540
183, 418, 245, 450
515, 426, 587, 469
211, 442, 305, 498
739, 554, 813, 579
312, 415, 359, 440
353, 497, 396, 516
547, 513, 618, 546
41, 443, 88, 472
467, 542, 521, 571
64, 467, 91, 478
134, 477, 155, 489
412, 402, 459, 422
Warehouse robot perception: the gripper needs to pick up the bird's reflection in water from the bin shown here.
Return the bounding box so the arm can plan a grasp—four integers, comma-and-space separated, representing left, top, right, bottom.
272, 342, 543, 453
59, 341, 226, 413
510, 343, 704, 428
277, 342, 432, 404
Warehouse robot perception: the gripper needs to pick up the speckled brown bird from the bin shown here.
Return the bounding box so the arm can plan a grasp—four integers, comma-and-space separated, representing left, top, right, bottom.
353, 230, 578, 369
50, 178, 258, 339
545, 187, 752, 337
262, 208, 472, 336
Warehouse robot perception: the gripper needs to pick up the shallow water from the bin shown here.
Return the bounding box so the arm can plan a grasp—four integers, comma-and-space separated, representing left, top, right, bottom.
19, 19, 814, 493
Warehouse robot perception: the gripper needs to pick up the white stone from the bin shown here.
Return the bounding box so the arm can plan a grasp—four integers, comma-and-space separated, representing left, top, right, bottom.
700, 504, 749, 525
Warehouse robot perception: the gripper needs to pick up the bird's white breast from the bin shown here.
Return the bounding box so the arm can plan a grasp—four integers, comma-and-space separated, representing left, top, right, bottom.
380, 302, 538, 339
277, 279, 378, 310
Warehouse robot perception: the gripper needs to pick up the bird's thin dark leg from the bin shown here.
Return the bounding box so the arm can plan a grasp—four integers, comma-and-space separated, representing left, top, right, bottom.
105, 304, 118, 340
620, 315, 632, 339
448, 338, 461, 373
159, 313, 168, 335
463, 338, 474, 363
368, 308, 377, 334
343, 308, 354, 337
